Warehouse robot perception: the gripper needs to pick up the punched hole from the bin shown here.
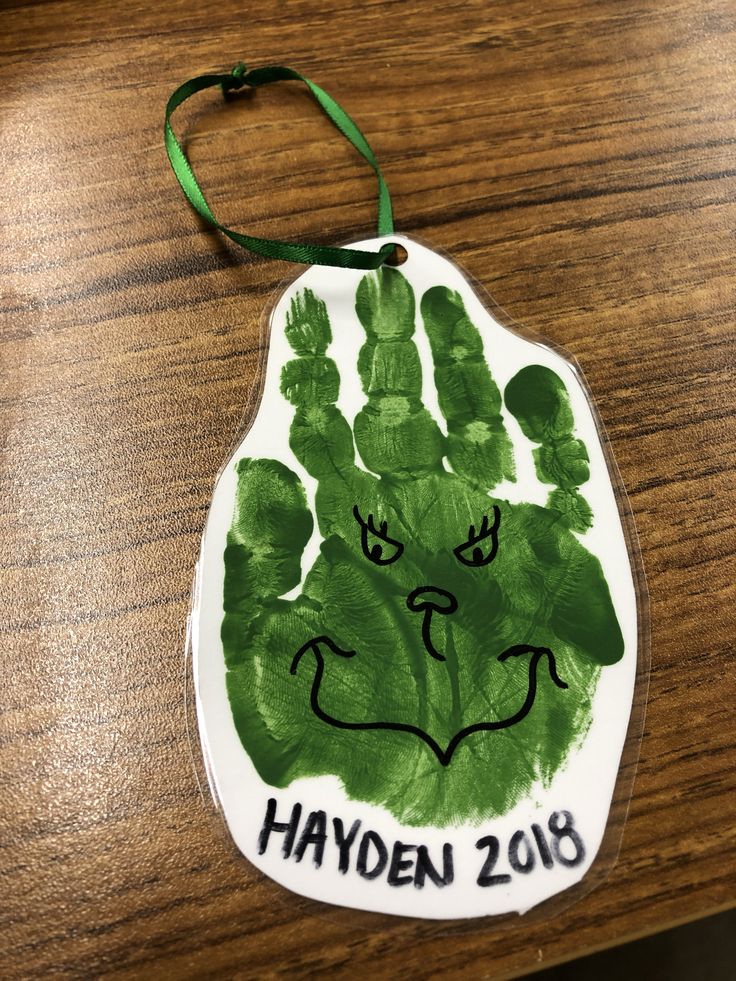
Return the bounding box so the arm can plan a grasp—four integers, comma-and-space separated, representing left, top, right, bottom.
384, 243, 408, 267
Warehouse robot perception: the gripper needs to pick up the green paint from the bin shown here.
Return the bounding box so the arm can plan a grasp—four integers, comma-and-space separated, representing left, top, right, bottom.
222, 269, 624, 827
505, 365, 593, 531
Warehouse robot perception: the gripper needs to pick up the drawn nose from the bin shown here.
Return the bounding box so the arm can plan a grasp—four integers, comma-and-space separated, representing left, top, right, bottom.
406, 586, 458, 616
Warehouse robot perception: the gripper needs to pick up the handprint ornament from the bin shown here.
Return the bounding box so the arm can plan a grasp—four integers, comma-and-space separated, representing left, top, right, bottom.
192, 235, 640, 918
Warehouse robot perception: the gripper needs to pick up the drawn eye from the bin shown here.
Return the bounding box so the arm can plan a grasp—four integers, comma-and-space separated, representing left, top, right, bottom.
352, 505, 404, 566
453, 506, 501, 567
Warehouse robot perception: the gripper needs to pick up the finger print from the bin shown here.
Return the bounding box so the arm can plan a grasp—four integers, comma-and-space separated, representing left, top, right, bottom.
505, 364, 593, 531
420, 284, 515, 491
353, 267, 445, 477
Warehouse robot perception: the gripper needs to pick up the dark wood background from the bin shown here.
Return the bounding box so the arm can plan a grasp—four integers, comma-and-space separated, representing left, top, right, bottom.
2, 0, 734, 977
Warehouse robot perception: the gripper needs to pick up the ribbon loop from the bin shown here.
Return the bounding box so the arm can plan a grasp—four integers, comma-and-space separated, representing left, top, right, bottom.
165, 62, 395, 270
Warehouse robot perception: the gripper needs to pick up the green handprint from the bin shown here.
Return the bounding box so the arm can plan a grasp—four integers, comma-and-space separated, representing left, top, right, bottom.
223, 267, 623, 827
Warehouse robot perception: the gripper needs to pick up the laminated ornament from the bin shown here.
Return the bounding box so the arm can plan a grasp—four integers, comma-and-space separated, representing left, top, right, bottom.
166, 62, 645, 919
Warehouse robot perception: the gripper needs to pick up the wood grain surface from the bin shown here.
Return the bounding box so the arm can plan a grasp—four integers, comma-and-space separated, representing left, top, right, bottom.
2, 0, 735, 977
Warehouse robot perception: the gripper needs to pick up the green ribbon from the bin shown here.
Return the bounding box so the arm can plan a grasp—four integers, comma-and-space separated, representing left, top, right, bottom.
164, 62, 395, 269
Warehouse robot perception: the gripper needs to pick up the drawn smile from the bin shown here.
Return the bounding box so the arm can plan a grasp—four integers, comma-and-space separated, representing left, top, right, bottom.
290, 636, 568, 766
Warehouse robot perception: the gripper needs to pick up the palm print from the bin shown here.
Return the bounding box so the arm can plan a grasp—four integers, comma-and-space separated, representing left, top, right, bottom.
222, 266, 623, 827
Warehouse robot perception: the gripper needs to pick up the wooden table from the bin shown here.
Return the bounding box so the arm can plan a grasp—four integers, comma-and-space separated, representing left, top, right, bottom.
3, 0, 735, 976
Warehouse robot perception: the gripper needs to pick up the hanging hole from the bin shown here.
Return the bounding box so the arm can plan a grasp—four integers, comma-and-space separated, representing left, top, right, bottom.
384, 243, 408, 267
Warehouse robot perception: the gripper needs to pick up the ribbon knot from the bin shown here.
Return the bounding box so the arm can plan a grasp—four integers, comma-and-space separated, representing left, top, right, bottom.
222, 61, 248, 95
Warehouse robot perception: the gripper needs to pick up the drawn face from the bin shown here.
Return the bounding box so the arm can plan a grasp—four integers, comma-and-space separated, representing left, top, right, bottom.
223, 267, 624, 827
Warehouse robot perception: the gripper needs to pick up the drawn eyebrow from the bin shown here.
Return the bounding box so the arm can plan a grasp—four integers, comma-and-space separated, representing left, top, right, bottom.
352, 505, 404, 564
453, 505, 501, 566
